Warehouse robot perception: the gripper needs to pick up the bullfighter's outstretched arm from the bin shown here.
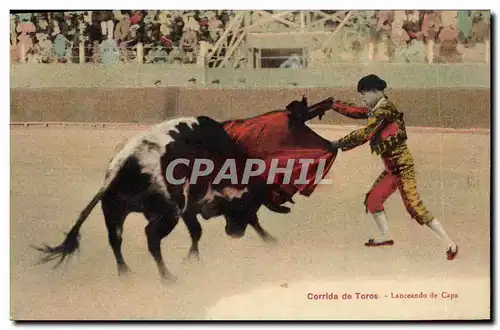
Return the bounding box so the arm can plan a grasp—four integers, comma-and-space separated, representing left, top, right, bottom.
332, 101, 370, 119
336, 114, 386, 151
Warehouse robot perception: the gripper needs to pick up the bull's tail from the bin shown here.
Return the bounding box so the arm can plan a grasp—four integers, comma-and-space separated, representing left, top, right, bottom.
33, 144, 128, 268
32, 189, 105, 268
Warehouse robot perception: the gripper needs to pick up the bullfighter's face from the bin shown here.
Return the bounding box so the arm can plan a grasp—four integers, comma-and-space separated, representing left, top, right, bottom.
360, 90, 383, 108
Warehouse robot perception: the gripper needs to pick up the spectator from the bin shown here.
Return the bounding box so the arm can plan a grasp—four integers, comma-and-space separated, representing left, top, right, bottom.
168, 47, 183, 64
36, 33, 54, 63
130, 11, 142, 25
199, 16, 211, 41
185, 15, 199, 32
158, 11, 172, 36
36, 14, 50, 34
17, 13, 33, 23
219, 11, 231, 27
83, 11, 92, 24
144, 10, 157, 26
422, 11, 441, 41
100, 35, 120, 64
87, 20, 102, 43
147, 43, 168, 63
54, 29, 71, 62
160, 34, 173, 49
391, 11, 409, 45
471, 11, 490, 44
16, 16, 36, 61
10, 15, 17, 48
115, 12, 131, 42
180, 27, 198, 63
279, 53, 302, 68
438, 11, 461, 62
100, 17, 115, 40
130, 24, 140, 40
151, 22, 162, 41
457, 10, 473, 42
375, 10, 392, 34
51, 18, 61, 37
171, 15, 185, 43
207, 11, 222, 42
65, 13, 78, 40
403, 10, 422, 40
113, 10, 123, 21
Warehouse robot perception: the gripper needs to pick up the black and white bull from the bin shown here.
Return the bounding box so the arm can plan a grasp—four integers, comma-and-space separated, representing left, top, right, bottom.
33, 116, 290, 282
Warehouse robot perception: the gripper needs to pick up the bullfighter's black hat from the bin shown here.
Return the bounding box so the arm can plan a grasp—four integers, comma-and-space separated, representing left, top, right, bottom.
357, 74, 387, 93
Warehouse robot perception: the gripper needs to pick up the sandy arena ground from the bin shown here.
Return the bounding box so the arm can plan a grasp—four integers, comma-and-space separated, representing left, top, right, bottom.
10, 126, 490, 320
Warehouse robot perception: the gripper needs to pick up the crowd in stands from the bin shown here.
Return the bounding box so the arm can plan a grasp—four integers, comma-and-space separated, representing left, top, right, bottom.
10, 10, 490, 65
10, 10, 233, 64
367, 10, 490, 63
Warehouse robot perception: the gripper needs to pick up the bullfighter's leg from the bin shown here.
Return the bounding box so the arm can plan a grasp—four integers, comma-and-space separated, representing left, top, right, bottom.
101, 194, 131, 275
364, 170, 398, 246
397, 163, 458, 260
143, 192, 180, 282
182, 211, 202, 260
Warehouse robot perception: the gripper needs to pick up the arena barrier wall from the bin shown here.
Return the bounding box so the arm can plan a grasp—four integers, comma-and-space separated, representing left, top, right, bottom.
11, 87, 490, 129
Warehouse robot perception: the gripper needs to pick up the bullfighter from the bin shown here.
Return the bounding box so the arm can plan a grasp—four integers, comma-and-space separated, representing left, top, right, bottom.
330, 74, 458, 260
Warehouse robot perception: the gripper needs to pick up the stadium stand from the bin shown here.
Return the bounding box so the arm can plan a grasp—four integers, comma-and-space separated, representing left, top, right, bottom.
10, 10, 490, 66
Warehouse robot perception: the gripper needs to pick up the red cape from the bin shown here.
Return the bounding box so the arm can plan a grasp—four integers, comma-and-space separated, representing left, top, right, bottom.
223, 110, 337, 204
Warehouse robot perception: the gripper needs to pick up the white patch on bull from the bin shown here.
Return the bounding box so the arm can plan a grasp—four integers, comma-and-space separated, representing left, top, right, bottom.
198, 184, 215, 205
152, 117, 199, 135
216, 186, 249, 200
102, 117, 200, 198
182, 181, 190, 214
198, 184, 249, 208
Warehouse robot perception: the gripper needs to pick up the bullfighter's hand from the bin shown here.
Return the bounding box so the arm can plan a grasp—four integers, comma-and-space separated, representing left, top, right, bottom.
330, 140, 342, 152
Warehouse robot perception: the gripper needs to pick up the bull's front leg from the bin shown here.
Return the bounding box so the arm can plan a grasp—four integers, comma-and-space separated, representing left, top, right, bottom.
182, 211, 202, 261
248, 212, 278, 244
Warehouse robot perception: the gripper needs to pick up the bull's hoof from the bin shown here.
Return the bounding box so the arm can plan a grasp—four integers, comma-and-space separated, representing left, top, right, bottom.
265, 204, 291, 214
183, 250, 200, 263
118, 264, 131, 276
263, 235, 278, 245
162, 273, 178, 284
189, 249, 200, 260
227, 231, 245, 239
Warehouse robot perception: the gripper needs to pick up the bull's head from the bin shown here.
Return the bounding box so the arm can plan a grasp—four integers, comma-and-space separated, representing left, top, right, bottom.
197, 184, 255, 238
225, 221, 247, 238
221, 186, 255, 238
224, 206, 253, 239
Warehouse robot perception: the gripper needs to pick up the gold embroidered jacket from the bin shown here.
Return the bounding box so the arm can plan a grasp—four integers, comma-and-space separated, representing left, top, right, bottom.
332, 98, 408, 156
